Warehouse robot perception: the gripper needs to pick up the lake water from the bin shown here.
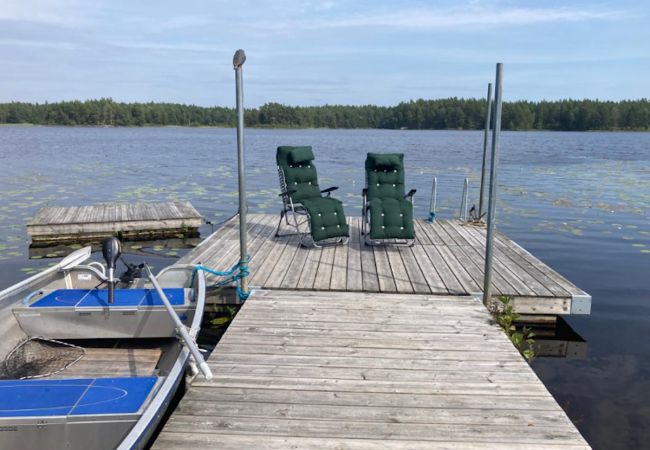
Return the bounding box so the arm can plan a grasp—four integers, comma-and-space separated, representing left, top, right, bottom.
1, 126, 648, 449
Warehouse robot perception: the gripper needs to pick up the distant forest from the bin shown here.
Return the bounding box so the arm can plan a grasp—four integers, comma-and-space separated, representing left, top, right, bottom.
1, 98, 648, 131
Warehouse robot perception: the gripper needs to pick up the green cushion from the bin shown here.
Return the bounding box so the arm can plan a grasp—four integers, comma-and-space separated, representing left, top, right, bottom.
368, 198, 414, 240
365, 153, 405, 200
302, 197, 349, 241
277, 146, 321, 202
289, 147, 315, 164
276, 146, 349, 243
367, 153, 401, 169
364, 152, 414, 240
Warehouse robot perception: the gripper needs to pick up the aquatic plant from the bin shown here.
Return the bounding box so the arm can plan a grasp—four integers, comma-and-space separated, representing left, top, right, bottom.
489, 296, 536, 362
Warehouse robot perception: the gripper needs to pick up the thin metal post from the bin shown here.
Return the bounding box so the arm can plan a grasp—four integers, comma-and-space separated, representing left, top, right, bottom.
233, 49, 249, 296
478, 83, 493, 218
460, 177, 469, 221
427, 177, 437, 222
483, 64, 503, 306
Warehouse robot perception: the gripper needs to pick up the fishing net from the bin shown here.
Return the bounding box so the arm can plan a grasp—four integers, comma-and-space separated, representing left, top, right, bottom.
0, 337, 85, 380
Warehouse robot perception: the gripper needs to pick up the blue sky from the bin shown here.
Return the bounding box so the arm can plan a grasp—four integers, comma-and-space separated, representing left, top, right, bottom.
0, 0, 647, 106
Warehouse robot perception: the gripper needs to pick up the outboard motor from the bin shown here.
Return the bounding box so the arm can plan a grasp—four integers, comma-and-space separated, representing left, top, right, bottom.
101, 237, 121, 304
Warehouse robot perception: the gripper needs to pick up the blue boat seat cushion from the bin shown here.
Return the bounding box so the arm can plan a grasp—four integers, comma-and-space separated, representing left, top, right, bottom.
30, 288, 185, 308
0, 377, 157, 417
277, 146, 349, 242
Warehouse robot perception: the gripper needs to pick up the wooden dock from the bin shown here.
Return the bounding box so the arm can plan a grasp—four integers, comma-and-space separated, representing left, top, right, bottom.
179, 214, 591, 315
27, 201, 202, 246
154, 290, 590, 449
152, 213, 591, 448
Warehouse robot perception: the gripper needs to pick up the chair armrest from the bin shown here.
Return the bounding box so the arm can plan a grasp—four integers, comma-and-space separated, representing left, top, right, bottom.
405, 189, 417, 199
321, 186, 338, 197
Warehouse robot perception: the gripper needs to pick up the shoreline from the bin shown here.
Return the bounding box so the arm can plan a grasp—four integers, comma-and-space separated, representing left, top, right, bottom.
1, 123, 648, 132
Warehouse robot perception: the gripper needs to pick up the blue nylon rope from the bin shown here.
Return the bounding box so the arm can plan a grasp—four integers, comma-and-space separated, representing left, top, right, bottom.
192, 255, 251, 301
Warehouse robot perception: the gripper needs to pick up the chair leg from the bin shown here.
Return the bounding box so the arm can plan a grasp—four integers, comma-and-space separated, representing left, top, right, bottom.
275, 211, 285, 237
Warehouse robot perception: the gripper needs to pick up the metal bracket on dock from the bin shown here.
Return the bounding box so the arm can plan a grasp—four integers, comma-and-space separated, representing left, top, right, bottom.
570, 294, 592, 315
470, 292, 484, 303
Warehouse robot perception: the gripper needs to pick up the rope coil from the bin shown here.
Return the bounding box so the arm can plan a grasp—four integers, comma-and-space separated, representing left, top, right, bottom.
192, 256, 251, 300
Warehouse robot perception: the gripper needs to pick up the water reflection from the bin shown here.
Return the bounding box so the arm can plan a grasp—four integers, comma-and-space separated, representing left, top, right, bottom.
528, 317, 588, 359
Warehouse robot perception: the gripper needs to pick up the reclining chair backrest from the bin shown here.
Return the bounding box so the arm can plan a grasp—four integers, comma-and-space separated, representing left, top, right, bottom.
277, 146, 321, 203
365, 153, 405, 200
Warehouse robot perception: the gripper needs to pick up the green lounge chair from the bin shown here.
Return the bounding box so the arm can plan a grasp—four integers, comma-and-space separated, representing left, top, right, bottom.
276, 146, 349, 247
362, 152, 416, 246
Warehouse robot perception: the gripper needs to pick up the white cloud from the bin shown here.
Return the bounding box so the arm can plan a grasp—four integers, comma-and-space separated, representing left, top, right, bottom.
260, 5, 628, 31
0, 0, 94, 26
0, 39, 79, 50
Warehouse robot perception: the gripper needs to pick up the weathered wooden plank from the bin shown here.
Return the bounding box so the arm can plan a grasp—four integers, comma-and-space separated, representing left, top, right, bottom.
419, 220, 446, 245
207, 363, 541, 383
280, 245, 310, 289
178, 215, 239, 264
346, 217, 363, 291
329, 240, 349, 290
386, 247, 414, 293
360, 242, 380, 292
434, 245, 481, 293
264, 235, 301, 288
195, 216, 268, 284
186, 378, 552, 399
397, 246, 430, 293
162, 415, 585, 444
373, 246, 397, 292
446, 221, 551, 297
420, 245, 466, 294
154, 433, 590, 450
296, 246, 321, 289
176, 398, 579, 427
313, 246, 335, 290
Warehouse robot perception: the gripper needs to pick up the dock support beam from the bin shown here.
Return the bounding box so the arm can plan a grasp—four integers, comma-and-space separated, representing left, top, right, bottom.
483, 64, 503, 306
479, 83, 493, 219
233, 49, 249, 297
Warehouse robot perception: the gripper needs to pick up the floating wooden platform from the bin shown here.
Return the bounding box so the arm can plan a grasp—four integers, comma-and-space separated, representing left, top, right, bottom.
154, 289, 590, 449
27, 201, 202, 246
179, 214, 591, 315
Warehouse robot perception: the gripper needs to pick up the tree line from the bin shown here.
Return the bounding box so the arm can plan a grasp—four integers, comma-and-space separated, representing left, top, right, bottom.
0, 97, 648, 131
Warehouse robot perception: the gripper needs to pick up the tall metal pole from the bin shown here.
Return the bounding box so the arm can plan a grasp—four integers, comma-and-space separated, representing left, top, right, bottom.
478, 83, 493, 218
233, 49, 249, 297
460, 177, 469, 221
482, 64, 503, 306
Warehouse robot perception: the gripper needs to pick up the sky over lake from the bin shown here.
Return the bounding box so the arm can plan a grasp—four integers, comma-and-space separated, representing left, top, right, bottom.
0, 0, 647, 106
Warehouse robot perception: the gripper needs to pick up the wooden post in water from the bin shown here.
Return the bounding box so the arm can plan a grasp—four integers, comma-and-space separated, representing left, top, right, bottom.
483, 65, 503, 306
233, 49, 249, 297
478, 83, 493, 219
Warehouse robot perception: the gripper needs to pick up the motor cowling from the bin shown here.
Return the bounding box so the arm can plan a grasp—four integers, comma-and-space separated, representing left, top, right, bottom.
101, 237, 121, 303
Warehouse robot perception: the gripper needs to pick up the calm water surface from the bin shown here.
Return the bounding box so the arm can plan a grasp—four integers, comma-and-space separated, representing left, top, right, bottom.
1, 126, 649, 449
